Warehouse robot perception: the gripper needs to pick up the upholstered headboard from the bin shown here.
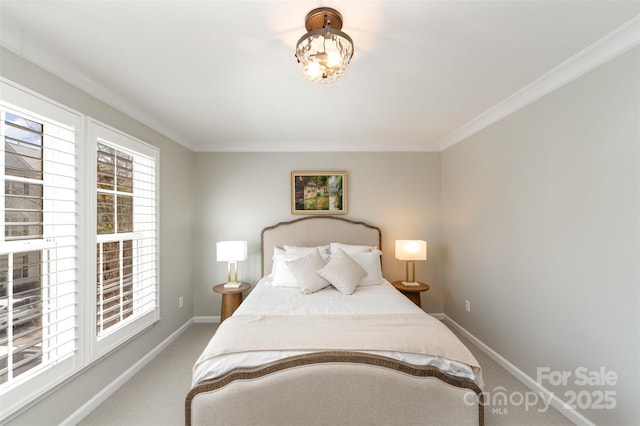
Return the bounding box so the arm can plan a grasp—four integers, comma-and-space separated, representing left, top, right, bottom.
261, 216, 382, 276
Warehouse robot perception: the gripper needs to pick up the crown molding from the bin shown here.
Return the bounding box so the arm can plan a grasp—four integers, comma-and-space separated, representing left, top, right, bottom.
3, 13, 638, 154
194, 141, 442, 152
0, 20, 200, 152
438, 16, 640, 151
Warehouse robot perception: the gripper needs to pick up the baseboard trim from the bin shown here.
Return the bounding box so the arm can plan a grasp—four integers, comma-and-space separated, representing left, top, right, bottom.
193, 316, 220, 324
442, 314, 594, 426
429, 312, 445, 320
63, 318, 194, 425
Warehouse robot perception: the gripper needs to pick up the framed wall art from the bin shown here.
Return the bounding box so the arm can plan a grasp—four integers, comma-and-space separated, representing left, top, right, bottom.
291, 171, 347, 215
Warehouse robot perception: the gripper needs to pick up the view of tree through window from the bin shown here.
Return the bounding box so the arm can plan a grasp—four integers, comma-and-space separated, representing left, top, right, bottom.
97, 143, 133, 234
96, 142, 135, 335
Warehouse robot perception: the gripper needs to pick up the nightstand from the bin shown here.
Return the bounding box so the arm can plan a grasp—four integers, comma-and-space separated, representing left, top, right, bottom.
391, 281, 430, 308
212, 282, 251, 322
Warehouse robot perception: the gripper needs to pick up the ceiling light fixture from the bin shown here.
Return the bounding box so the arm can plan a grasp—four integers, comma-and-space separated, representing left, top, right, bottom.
295, 7, 354, 84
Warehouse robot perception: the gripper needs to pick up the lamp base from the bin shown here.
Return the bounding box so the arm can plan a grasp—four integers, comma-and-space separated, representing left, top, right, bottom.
401, 281, 420, 287
224, 282, 242, 289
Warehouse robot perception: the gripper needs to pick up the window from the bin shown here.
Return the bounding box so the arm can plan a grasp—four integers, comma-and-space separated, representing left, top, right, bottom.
2, 112, 46, 386
96, 143, 135, 335
89, 120, 159, 358
0, 79, 80, 419
1, 109, 76, 384
0, 80, 159, 421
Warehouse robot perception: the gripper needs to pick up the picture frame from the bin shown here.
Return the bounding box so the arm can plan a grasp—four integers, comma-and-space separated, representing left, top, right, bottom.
291, 171, 347, 215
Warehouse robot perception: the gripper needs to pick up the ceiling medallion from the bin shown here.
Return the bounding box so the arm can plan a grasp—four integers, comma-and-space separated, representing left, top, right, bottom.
295, 7, 354, 84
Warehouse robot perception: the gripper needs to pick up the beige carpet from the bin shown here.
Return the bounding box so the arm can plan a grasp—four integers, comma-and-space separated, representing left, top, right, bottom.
79, 322, 573, 426
452, 329, 572, 426
79, 323, 216, 426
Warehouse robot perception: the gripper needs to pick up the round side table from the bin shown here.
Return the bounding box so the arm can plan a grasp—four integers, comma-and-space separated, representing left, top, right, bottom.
212, 282, 251, 322
391, 281, 430, 308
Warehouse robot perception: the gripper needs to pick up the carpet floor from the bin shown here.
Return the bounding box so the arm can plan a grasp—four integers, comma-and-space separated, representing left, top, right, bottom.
79, 322, 573, 425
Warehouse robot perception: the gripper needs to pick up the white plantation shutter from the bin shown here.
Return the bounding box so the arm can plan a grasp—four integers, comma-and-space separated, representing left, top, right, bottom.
0, 79, 79, 417
129, 148, 158, 319
0, 79, 160, 422
90, 119, 159, 357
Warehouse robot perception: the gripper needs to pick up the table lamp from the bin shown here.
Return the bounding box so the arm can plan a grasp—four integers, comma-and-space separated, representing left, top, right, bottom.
395, 240, 427, 286
216, 241, 248, 288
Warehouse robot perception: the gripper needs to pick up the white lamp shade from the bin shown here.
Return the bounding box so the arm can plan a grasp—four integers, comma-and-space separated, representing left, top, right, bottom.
216, 241, 248, 262
395, 240, 427, 261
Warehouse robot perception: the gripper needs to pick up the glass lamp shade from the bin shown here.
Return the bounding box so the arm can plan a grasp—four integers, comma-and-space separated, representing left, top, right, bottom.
295, 28, 354, 84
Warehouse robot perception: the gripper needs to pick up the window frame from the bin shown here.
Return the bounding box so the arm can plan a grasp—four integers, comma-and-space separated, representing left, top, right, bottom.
0, 78, 161, 422
0, 78, 83, 422
86, 119, 160, 361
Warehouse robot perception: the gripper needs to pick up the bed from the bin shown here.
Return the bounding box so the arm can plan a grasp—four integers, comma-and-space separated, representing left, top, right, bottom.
186, 216, 484, 425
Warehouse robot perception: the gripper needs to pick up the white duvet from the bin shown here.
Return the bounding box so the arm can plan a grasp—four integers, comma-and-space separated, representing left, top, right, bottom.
192, 276, 479, 387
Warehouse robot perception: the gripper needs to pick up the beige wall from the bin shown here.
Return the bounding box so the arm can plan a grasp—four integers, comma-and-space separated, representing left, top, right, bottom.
193, 152, 443, 315
1, 47, 195, 424
441, 47, 640, 424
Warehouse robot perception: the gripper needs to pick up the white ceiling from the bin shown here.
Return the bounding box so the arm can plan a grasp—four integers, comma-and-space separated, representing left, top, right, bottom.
1, 1, 638, 152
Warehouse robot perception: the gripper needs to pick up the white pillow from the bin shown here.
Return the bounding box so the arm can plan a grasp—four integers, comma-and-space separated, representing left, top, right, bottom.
351, 249, 383, 286
329, 242, 376, 255
284, 245, 330, 261
271, 250, 303, 287
285, 249, 330, 294
317, 248, 366, 295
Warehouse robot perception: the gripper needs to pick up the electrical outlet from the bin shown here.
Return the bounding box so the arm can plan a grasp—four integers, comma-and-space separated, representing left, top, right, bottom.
465, 300, 471, 312
179, 296, 184, 308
